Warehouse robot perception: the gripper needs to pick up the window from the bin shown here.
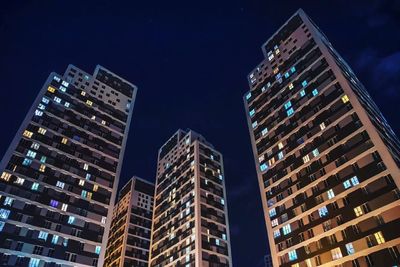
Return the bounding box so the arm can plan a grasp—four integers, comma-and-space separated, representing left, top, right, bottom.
68, 216, 75, 224
47, 86, 56, 93
327, 189, 335, 199
1, 172, 11, 181
271, 219, 278, 227
287, 107, 294, 116
93, 184, 98, 192
303, 155, 310, 163
79, 180, 85, 186
38, 128, 47, 135
59, 86, 66, 92
312, 148, 319, 157
40, 156, 46, 163
95, 246, 101, 255
50, 200, 58, 208
54, 97, 61, 103
269, 208, 276, 217
246, 92, 251, 100
374, 231, 385, 244
4, 197, 13, 206
284, 101, 292, 109
35, 110, 43, 116
81, 190, 88, 198
278, 151, 284, 160
56, 181, 65, 189
22, 158, 32, 166
331, 247, 343, 260
15, 177, 25, 185
283, 224, 291, 235
260, 163, 268, 172
312, 89, 318, 96
29, 258, 40, 267
320, 122, 326, 130
249, 109, 255, 117
252, 121, 258, 128
290, 66, 296, 73
319, 206, 328, 217
299, 89, 305, 97
31, 142, 40, 150
42, 97, 50, 104
23, 130, 33, 138
288, 83, 294, 90
81, 91, 86, 96
0, 209, 10, 219
62, 81, 69, 87
354, 206, 363, 217
86, 100, 93, 106
278, 142, 284, 149
61, 138, 68, 144
52, 235, 59, 244
343, 180, 351, 189
83, 163, 89, 171
273, 229, 280, 238
64, 102, 70, 108
38, 231, 48, 240
351, 176, 359, 186
341, 94, 350, 103
262, 128, 268, 136
61, 204, 68, 212
346, 243, 355, 255
284, 72, 290, 78
39, 164, 46, 172
0, 221, 5, 232
31, 182, 39, 191
302, 80, 308, 87
288, 250, 297, 261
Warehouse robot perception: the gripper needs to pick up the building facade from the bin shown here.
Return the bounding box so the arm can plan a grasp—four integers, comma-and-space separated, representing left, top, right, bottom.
0, 65, 136, 267
104, 176, 154, 267
244, 9, 400, 267
149, 129, 232, 267
265, 254, 273, 267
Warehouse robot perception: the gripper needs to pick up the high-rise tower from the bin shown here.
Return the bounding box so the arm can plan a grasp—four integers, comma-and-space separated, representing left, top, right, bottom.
244, 9, 400, 267
0, 65, 136, 267
149, 129, 232, 267
104, 176, 154, 267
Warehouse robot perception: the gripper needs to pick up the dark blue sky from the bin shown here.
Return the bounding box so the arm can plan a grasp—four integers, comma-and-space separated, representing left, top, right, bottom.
1, 1, 399, 266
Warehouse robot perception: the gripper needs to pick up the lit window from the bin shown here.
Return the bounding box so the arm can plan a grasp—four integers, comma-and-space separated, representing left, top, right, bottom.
86, 100, 93, 106
68, 216, 75, 224
273, 229, 280, 238
288, 250, 297, 261
268, 157, 275, 166
288, 83, 294, 90
31, 182, 39, 191
83, 163, 89, 170
56, 181, 65, 189
62, 81, 69, 87
1, 172, 11, 181
258, 155, 264, 163
42, 97, 50, 104
39, 164, 46, 172
374, 231, 385, 244
63, 238, 68, 247
26, 150, 37, 159
278, 142, 283, 149
61, 204, 68, 211
101, 217, 106, 224
38, 231, 48, 240
0, 209, 10, 219
284, 72, 290, 78
222, 234, 227, 240
341, 94, 349, 103
47, 86, 56, 93
101, 120, 106, 125
50, 199, 58, 208
95, 246, 101, 255
302, 80, 308, 87
246, 92, 252, 100
287, 108, 294, 117
15, 177, 24, 185
318, 206, 328, 217
303, 155, 310, 163
312, 148, 319, 157
38, 128, 47, 135
269, 208, 276, 217
351, 176, 359, 186
262, 128, 268, 136
284, 101, 292, 109
31, 142, 40, 150
346, 243, 355, 255
52, 235, 59, 244
35, 110, 43, 116
221, 198, 225, 205
278, 151, 284, 160
81, 190, 88, 198
93, 184, 98, 192
283, 224, 291, 235
4, 197, 13, 206
343, 180, 351, 189
64, 102, 70, 108
354, 206, 363, 217
29, 258, 40, 267
40, 156, 46, 163
81, 91, 86, 96
299, 89, 305, 97
0, 221, 5, 232
61, 137, 68, 144
79, 180, 85, 186
260, 163, 268, 172
53, 76, 61, 82
59, 86, 66, 92
216, 239, 220, 246
312, 89, 318, 96
327, 189, 335, 199
252, 121, 258, 128
320, 122, 326, 130
331, 247, 343, 260
23, 130, 33, 138
54, 97, 61, 103
22, 158, 32, 166
249, 109, 255, 117
290, 66, 296, 73
271, 219, 278, 227
86, 173, 91, 180
38, 104, 46, 110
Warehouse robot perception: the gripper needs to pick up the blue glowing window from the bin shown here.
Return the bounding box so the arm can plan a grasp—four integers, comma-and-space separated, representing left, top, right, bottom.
318, 206, 328, 217
249, 109, 255, 117
284, 101, 292, 109
276, 73, 282, 80
50, 199, 58, 208
284, 72, 290, 78
0, 221, 4, 232
54, 97, 61, 103
95, 246, 101, 255
283, 224, 291, 235
351, 176, 359, 186
278, 151, 284, 160
22, 158, 32, 166
312, 89, 319, 96
299, 90, 305, 97
31, 183, 39, 191
260, 163, 268, 172
312, 148, 319, 157
290, 66, 296, 73
262, 128, 268, 136
38, 231, 48, 240
29, 258, 40, 267
52, 235, 59, 244
287, 108, 294, 117
42, 97, 50, 104
252, 121, 258, 128
288, 250, 297, 261
68, 216, 75, 224
246, 92, 251, 100
343, 180, 351, 189
0, 209, 10, 219
302, 80, 308, 87
269, 208, 276, 217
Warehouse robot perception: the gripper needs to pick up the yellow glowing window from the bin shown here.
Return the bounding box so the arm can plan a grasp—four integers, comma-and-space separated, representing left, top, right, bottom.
61, 137, 68, 144
341, 94, 349, 103
374, 231, 385, 244
288, 83, 294, 90
38, 128, 47, 135
87, 192, 93, 200
354, 206, 363, 217
47, 86, 56, 93
291, 264, 299, 267
278, 142, 283, 150
93, 184, 98, 192
81, 91, 86, 96
273, 68, 279, 74
86, 100, 93, 106
39, 164, 46, 172
23, 130, 33, 138
268, 157, 275, 166
320, 122, 326, 130
1, 172, 11, 181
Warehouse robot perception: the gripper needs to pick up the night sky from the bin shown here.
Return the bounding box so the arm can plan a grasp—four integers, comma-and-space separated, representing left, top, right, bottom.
1, 1, 399, 266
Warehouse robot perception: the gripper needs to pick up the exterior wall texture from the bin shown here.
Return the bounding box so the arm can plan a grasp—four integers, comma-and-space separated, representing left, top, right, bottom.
244, 9, 400, 267
149, 129, 232, 267
0, 65, 136, 267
